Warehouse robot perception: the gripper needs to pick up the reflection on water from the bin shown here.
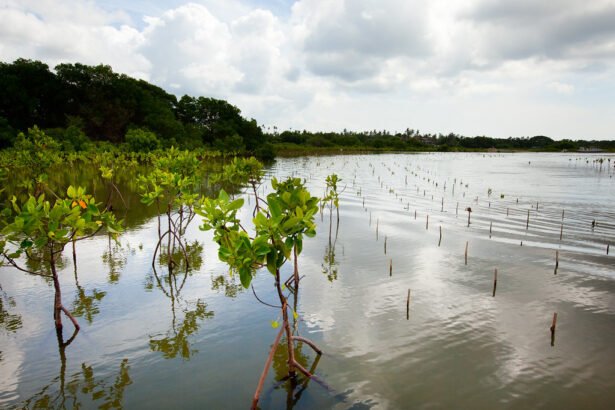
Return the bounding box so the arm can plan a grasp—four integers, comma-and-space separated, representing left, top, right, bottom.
0, 288, 22, 334
22, 352, 131, 410
210, 274, 243, 298
101, 240, 127, 284
149, 299, 214, 360
1, 153, 615, 409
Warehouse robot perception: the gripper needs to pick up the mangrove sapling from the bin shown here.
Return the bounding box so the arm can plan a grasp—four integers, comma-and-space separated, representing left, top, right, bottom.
323, 174, 342, 246
0, 186, 121, 342
217, 157, 265, 214
138, 149, 204, 273
199, 176, 323, 407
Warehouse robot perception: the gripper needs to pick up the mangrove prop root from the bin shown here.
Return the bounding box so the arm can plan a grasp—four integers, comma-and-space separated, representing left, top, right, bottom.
251, 326, 284, 410
292, 336, 322, 355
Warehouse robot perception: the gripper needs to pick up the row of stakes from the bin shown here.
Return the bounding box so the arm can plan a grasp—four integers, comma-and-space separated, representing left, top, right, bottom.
364, 199, 585, 349
352, 160, 610, 348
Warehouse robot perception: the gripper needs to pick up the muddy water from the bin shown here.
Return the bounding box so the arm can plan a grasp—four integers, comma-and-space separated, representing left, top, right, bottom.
1, 152, 614, 409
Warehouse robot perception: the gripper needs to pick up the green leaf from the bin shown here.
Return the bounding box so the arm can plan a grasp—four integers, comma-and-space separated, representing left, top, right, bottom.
227, 198, 244, 211
266, 251, 277, 275
239, 268, 252, 288
268, 197, 282, 218
218, 189, 230, 202
282, 217, 301, 231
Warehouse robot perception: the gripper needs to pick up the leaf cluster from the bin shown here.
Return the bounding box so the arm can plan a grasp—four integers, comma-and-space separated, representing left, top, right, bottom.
199, 176, 319, 288
0, 186, 121, 263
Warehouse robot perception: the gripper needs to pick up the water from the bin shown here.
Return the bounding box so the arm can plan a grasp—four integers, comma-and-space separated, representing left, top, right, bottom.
1, 152, 614, 409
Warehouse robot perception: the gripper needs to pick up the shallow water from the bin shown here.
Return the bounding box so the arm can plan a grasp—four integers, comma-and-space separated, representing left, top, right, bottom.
1, 152, 614, 409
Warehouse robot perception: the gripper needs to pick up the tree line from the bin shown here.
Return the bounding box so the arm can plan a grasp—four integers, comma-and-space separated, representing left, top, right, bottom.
268, 129, 615, 152
1, 58, 613, 154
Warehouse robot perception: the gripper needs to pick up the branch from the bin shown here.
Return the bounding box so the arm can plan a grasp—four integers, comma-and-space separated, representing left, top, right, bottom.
251, 284, 282, 309
2, 254, 51, 277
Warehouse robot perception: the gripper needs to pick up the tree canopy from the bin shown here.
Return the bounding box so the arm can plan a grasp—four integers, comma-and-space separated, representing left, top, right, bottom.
0, 59, 266, 152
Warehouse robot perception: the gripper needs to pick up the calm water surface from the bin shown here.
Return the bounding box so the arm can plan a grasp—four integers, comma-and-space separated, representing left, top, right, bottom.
1, 152, 614, 409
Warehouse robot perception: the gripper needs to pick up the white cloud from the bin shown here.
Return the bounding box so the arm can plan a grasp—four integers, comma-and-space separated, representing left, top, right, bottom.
0, 0, 614, 139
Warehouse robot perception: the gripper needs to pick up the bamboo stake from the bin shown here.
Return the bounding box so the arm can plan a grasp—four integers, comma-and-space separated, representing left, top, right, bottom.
441, 197, 444, 212
489, 221, 493, 238
608, 244, 610, 255
438, 226, 442, 247
464, 241, 468, 265
526, 209, 530, 230
456, 202, 459, 217
426, 214, 429, 230
384, 236, 387, 254
560, 224, 563, 241
389, 259, 392, 276
554, 250, 559, 275
492, 268, 497, 297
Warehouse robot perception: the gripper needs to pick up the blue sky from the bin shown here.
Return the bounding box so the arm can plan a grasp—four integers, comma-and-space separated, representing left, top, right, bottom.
1, 0, 615, 139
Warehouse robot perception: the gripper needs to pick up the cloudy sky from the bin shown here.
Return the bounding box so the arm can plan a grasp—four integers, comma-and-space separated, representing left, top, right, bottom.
1, 0, 615, 139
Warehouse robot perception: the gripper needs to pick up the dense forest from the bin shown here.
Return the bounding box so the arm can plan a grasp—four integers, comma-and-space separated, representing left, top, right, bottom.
1, 58, 614, 154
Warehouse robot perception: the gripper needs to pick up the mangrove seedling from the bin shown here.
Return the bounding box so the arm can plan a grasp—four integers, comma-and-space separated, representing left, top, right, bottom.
199, 176, 322, 407
0, 186, 121, 343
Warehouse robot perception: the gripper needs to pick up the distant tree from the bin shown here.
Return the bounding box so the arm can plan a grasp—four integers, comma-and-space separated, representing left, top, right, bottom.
0, 59, 65, 131
125, 128, 160, 152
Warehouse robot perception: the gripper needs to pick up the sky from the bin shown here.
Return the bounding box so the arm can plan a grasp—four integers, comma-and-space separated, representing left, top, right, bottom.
1, 0, 615, 140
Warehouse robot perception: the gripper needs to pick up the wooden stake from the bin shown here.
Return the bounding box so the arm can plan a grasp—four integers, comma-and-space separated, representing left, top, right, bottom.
560, 224, 563, 241
489, 221, 493, 238
406, 289, 410, 320
464, 241, 468, 265
550, 312, 558, 347
426, 214, 429, 230
506, 208, 509, 216
456, 202, 459, 217
414, 210, 417, 220
438, 226, 442, 247
608, 244, 610, 255
389, 259, 392, 276
384, 236, 387, 254
441, 197, 444, 212
492, 268, 498, 297
376, 218, 379, 239
554, 250, 559, 275
526, 209, 530, 230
